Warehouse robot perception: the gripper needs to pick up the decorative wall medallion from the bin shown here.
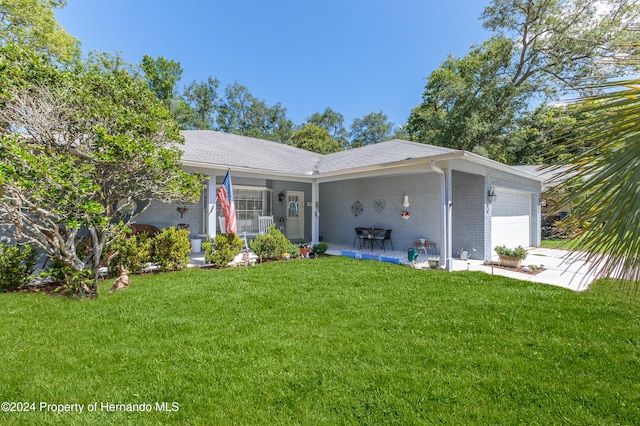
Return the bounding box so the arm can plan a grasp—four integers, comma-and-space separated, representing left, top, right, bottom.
351, 201, 364, 217
373, 199, 385, 213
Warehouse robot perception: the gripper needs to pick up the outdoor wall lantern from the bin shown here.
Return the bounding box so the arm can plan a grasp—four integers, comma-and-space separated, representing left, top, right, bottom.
402, 193, 410, 208
278, 192, 285, 204
487, 187, 497, 204
177, 206, 189, 218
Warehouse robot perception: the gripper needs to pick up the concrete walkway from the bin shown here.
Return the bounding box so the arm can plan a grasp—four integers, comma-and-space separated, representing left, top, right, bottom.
448, 248, 600, 292
321, 244, 601, 292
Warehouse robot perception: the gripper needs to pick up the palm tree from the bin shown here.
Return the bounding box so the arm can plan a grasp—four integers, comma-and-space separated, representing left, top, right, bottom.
547, 77, 640, 283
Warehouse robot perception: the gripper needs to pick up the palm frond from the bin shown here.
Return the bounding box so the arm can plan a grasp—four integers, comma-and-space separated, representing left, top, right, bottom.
548, 77, 640, 282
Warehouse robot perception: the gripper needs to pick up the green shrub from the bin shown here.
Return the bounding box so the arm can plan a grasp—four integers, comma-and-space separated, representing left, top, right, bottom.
311, 242, 328, 256
0, 242, 38, 290
250, 225, 294, 260
151, 227, 191, 271
202, 233, 244, 268
106, 231, 152, 275
38, 237, 94, 295
42, 263, 94, 295
287, 242, 301, 259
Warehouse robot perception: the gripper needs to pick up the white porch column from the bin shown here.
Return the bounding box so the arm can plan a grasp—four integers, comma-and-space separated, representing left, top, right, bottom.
446, 168, 454, 271
207, 174, 218, 238
428, 160, 447, 270
311, 180, 320, 245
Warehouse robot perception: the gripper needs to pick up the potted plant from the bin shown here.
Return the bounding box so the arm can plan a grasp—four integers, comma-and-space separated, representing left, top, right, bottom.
494, 245, 527, 268
298, 242, 311, 257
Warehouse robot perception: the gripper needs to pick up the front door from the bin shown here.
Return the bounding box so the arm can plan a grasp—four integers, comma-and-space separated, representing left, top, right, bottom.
285, 191, 304, 241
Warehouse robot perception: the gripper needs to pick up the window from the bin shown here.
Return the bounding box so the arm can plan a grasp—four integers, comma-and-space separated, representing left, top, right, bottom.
218, 187, 271, 233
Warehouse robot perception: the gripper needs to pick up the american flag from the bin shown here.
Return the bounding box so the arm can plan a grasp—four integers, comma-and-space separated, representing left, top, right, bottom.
217, 170, 237, 234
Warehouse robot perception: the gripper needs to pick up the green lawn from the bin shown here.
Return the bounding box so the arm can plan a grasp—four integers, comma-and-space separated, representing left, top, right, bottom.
1, 257, 639, 425
541, 238, 583, 250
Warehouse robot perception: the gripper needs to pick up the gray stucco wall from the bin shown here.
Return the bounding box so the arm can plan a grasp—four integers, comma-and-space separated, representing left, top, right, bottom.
452, 171, 486, 260
133, 198, 204, 236
319, 173, 442, 253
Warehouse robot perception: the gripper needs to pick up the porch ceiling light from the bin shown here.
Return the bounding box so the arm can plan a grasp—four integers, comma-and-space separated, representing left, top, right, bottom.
487, 187, 497, 204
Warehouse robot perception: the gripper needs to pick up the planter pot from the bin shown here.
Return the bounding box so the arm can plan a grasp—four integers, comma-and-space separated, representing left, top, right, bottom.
299, 247, 311, 257
498, 254, 522, 268
428, 258, 440, 269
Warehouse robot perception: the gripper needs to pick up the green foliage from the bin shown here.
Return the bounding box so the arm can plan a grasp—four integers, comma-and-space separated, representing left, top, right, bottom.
0, 46, 202, 294
175, 76, 219, 130
407, 0, 640, 163
494, 245, 527, 260
290, 123, 342, 154
140, 55, 183, 107
250, 225, 294, 260
215, 82, 293, 143
407, 37, 522, 160
311, 241, 328, 256
287, 242, 301, 259
106, 231, 152, 275
306, 107, 349, 149
202, 233, 244, 268
42, 263, 94, 296
0, 0, 80, 63
151, 227, 191, 272
547, 77, 640, 282
349, 111, 394, 148
0, 242, 37, 289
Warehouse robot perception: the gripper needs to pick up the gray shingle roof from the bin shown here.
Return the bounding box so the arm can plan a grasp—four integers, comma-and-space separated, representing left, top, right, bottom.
179, 130, 323, 174
316, 139, 459, 173
179, 131, 469, 176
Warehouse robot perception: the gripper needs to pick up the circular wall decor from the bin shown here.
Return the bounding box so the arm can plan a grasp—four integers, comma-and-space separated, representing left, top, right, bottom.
351, 201, 364, 217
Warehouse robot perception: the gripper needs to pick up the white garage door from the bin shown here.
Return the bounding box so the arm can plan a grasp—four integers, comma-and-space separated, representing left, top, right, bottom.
491, 189, 531, 250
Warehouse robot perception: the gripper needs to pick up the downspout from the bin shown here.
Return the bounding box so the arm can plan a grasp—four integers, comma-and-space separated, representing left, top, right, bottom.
311, 180, 320, 245
428, 160, 448, 270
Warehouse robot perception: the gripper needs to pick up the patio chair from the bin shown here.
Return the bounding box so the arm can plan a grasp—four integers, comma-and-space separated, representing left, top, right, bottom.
373, 229, 393, 251
258, 215, 274, 234
353, 227, 368, 248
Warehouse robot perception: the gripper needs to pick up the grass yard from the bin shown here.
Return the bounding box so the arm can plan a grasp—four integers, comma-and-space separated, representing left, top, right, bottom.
1, 257, 639, 425
541, 238, 583, 250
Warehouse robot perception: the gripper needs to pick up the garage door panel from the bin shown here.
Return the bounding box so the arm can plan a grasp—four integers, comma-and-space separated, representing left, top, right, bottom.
491, 189, 531, 249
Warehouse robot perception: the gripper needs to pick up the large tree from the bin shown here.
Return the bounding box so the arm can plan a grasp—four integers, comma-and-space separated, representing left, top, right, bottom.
0, 46, 201, 295
175, 76, 219, 130
216, 82, 293, 142
407, 37, 524, 160
306, 107, 349, 149
0, 0, 80, 63
547, 77, 640, 283
407, 0, 640, 162
290, 124, 343, 154
140, 55, 183, 108
349, 111, 394, 148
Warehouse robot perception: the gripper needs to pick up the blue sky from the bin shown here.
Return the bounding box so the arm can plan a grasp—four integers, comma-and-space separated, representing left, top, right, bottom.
56, 1, 491, 129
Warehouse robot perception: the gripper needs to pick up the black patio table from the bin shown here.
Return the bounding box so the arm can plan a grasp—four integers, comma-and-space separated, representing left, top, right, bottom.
359, 227, 386, 251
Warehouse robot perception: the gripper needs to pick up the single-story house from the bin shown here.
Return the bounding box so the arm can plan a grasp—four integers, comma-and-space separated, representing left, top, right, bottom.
133, 130, 544, 270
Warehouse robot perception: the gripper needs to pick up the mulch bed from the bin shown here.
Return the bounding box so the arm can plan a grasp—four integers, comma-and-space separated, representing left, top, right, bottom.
5, 280, 63, 294
484, 261, 546, 275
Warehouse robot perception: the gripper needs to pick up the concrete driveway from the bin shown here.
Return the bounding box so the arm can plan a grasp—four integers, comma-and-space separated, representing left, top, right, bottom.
448, 248, 601, 292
